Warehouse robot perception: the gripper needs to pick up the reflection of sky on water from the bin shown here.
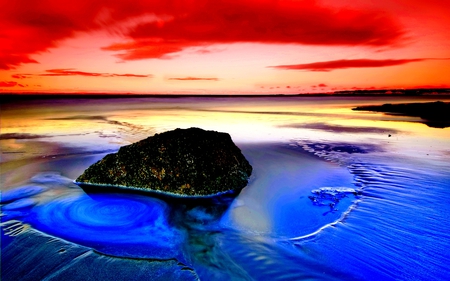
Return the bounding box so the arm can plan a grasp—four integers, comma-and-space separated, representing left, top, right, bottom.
221, 144, 355, 238
2, 97, 450, 156
1, 172, 185, 260
28, 192, 185, 260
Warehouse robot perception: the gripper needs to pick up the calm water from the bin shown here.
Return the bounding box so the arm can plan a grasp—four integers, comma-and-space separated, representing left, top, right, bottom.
1, 96, 450, 280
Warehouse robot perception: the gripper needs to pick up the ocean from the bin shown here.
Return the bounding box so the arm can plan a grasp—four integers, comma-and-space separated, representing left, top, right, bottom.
1, 95, 450, 280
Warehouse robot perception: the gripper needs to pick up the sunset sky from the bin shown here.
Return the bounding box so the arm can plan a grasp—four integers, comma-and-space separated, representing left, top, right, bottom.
1, 0, 449, 94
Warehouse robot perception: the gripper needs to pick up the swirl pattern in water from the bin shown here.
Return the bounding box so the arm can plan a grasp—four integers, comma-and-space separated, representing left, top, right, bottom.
26, 193, 185, 260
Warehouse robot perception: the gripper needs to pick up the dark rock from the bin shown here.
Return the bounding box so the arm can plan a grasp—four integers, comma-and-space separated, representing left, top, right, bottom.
352, 101, 450, 128
75, 128, 252, 197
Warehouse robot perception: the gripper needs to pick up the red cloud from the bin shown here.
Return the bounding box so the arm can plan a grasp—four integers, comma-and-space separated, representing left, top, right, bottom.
270, 58, 431, 71
168, 77, 218, 81
0, 55, 38, 70
103, 40, 193, 60
0, 1, 104, 70
11, 74, 29, 79
41, 69, 102, 77
40, 69, 151, 78
105, 1, 405, 60
1, 0, 406, 68
0, 1, 155, 69
110, 73, 150, 78
0, 81, 18, 87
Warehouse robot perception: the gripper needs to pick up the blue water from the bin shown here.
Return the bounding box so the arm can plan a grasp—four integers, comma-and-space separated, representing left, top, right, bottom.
292, 141, 450, 280
1, 96, 450, 280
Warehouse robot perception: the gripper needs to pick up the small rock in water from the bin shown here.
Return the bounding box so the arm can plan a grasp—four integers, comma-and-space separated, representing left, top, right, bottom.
75, 128, 252, 197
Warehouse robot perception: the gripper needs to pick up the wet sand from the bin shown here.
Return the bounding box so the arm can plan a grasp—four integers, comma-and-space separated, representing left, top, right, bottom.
1, 227, 199, 281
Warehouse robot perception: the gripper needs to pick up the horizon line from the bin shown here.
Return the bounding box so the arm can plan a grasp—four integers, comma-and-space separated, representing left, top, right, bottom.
1, 88, 450, 100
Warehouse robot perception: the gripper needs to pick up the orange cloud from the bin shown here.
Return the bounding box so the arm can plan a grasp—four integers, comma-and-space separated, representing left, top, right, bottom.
270, 58, 438, 71
168, 77, 219, 81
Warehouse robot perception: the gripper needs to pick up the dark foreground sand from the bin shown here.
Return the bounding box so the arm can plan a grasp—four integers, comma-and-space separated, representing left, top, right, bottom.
1, 226, 199, 281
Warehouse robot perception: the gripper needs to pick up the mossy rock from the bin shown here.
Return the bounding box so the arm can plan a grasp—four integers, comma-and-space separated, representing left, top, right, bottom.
75, 128, 252, 197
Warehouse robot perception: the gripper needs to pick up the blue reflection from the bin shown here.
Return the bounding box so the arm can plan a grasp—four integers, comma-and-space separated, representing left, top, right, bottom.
25, 193, 185, 260
0, 185, 48, 203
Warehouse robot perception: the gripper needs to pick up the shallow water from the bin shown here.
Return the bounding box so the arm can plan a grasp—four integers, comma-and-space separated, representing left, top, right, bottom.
1, 96, 450, 280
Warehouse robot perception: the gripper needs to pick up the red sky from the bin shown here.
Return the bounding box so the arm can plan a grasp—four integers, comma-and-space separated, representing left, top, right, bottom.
1, 0, 449, 94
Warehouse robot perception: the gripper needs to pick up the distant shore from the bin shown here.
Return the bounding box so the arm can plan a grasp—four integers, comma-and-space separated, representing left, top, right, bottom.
353, 101, 450, 128
1, 88, 450, 101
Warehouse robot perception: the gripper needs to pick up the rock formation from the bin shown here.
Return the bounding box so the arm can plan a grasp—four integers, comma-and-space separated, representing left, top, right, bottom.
76, 128, 252, 197
353, 101, 450, 128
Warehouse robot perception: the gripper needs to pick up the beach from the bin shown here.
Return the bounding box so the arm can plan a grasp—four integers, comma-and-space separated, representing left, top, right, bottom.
2, 95, 450, 280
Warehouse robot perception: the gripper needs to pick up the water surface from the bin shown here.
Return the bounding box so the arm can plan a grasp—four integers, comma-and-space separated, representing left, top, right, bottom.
1, 96, 450, 280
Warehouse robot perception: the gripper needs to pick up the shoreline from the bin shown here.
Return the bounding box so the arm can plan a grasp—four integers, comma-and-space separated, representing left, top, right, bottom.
1, 90, 450, 102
